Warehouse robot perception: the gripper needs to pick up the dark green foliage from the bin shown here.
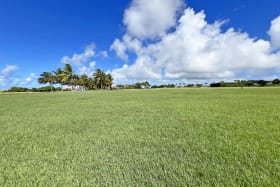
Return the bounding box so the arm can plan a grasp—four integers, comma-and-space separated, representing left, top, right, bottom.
117, 81, 151, 89
210, 82, 221, 87
37, 86, 57, 92
151, 84, 176, 88
210, 79, 280, 87
272, 79, 280, 85
37, 64, 111, 91
5, 86, 62, 92
93, 69, 113, 89
257, 80, 267, 86
134, 81, 150, 89
7, 87, 30, 92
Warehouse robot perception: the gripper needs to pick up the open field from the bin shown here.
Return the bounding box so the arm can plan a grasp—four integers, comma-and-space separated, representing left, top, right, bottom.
0, 88, 279, 186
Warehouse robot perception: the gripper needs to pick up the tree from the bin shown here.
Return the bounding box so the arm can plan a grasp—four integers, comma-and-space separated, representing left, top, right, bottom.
144, 81, 150, 88
257, 80, 266, 87
87, 77, 96, 90
8, 87, 30, 92
38, 72, 56, 92
134, 81, 150, 89
93, 69, 106, 89
37, 63, 112, 91
61, 64, 73, 87
104, 73, 113, 89
53, 68, 64, 90
272, 79, 280, 85
71, 74, 80, 90
79, 74, 90, 90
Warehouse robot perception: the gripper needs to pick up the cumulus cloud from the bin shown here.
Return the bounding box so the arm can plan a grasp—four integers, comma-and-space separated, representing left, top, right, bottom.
1, 65, 18, 77
25, 73, 37, 83
110, 34, 143, 60
111, 3, 280, 83
61, 44, 95, 66
124, 0, 185, 39
110, 39, 129, 61
0, 66, 40, 89
269, 16, 280, 50
0, 76, 5, 87
153, 9, 279, 80
77, 61, 96, 76
100, 51, 109, 58
9, 73, 38, 88
61, 44, 97, 76
112, 56, 161, 82
0, 65, 18, 87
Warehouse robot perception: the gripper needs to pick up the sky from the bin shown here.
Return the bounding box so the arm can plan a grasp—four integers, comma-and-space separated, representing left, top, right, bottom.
0, 0, 280, 89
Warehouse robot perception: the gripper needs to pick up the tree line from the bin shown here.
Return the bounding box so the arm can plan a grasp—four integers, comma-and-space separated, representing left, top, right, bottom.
210, 79, 280, 87
38, 64, 113, 92
116, 81, 151, 89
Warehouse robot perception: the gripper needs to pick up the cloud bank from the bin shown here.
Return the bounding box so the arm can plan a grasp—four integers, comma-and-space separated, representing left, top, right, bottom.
124, 0, 185, 39
111, 0, 280, 84
269, 16, 280, 50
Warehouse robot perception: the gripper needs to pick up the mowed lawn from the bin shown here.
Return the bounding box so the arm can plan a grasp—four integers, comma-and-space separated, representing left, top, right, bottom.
0, 88, 279, 186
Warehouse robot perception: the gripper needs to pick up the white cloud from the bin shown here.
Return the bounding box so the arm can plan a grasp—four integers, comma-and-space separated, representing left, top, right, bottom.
0, 76, 5, 87
1, 65, 18, 77
269, 16, 280, 50
9, 73, 38, 88
112, 56, 161, 82
153, 9, 279, 80
110, 39, 128, 61
61, 44, 98, 76
61, 44, 95, 66
124, 0, 185, 39
0, 66, 39, 89
111, 6, 280, 83
100, 51, 109, 58
25, 73, 37, 83
78, 61, 96, 76
110, 34, 143, 60
0, 65, 18, 87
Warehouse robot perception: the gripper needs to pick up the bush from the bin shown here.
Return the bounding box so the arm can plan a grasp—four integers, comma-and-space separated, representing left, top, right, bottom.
8, 87, 30, 92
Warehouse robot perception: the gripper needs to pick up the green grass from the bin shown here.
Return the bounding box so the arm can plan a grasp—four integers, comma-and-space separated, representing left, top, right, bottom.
0, 88, 279, 186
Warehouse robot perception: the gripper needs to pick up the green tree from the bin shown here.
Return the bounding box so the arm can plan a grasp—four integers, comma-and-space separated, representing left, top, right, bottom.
53, 68, 64, 90
79, 74, 90, 90
38, 72, 56, 92
93, 69, 106, 89
71, 74, 80, 89
87, 77, 96, 90
61, 64, 73, 87
144, 81, 150, 88
257, 80, 266, 87
104, 73, 113, 89
272, 79, 280, 85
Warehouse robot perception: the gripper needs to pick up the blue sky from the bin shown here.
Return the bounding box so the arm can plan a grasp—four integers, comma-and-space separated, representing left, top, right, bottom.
0, 0, 280, 89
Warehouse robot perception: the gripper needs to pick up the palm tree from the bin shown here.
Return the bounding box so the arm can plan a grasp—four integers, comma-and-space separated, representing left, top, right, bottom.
105, 73, 113, 89
53, 68, 64, 90
79, 74, 89, 90
38, 72, 56, 92
71, 74, 80, 90
60, 64, 73, 90
87, 77, 96, 90
93, 69, 106, 89
62, 64, 73, 84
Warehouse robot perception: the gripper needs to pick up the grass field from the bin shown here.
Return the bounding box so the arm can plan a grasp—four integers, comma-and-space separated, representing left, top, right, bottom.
0, 88, 279, 186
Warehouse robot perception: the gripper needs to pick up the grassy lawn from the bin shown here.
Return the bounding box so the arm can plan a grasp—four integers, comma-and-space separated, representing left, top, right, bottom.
0, 88, 279, 186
